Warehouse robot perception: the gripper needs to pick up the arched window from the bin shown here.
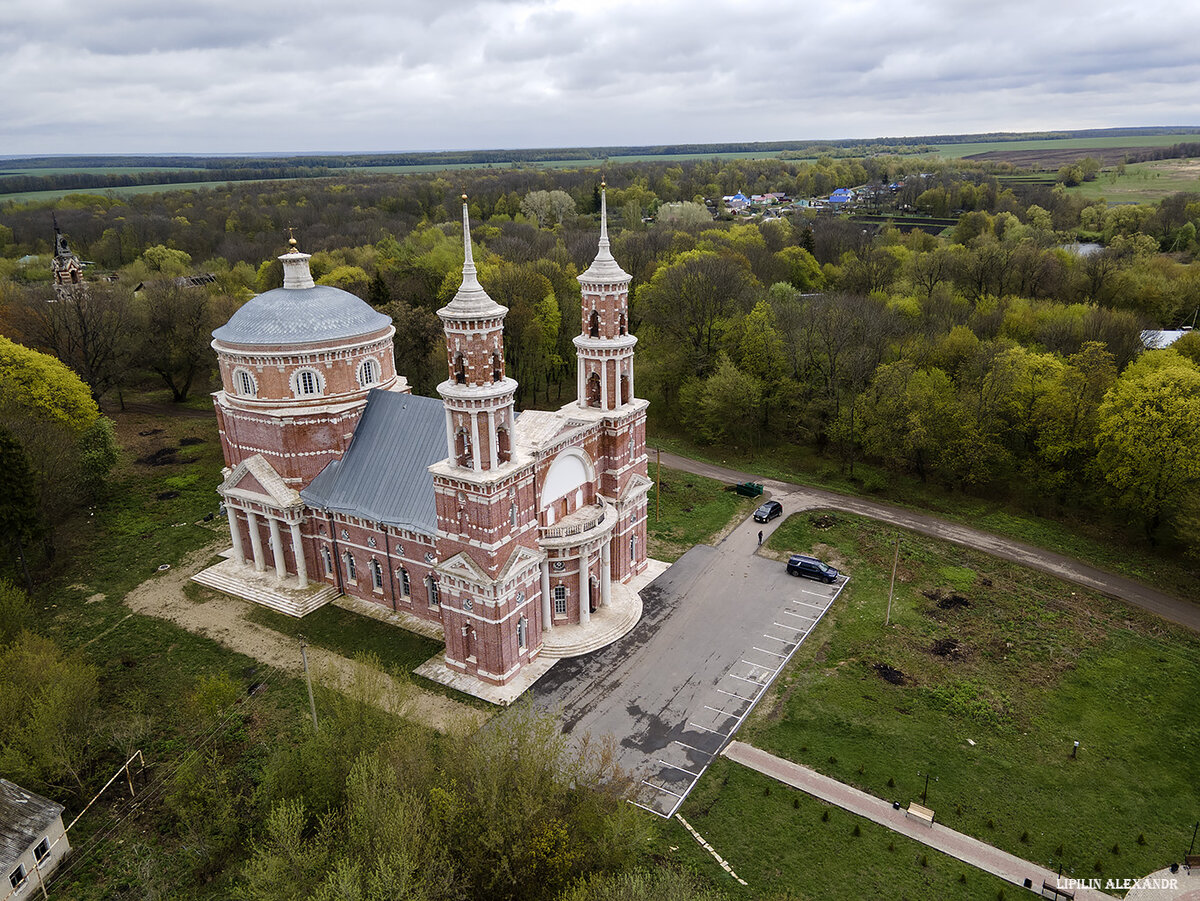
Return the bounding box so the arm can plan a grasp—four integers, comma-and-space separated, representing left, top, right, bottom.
630, 534, 637, 561
321, 546, 333, 576
497, 426, 511, 464
517, 615, 527, 650
455, 429, 472, 467
399, 567, 411, 597
294, 368, 322, 397
510, 502, 517, 528
235, 369, 257, 398
454, 353, 467, 384
586, 371, 601, 408
492, 352, 503, 382
369, 558, 383, 591
344, 552, 356, 582
428, 577, 440, 607
618, 312, 627, 336
620, 374, 630, 405
357, 358, 379, 387
553, 585, 567, 616
589, 310, 600, 338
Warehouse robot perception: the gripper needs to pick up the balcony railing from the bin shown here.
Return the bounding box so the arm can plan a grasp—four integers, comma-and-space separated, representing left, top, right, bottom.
541, 502, 607, 539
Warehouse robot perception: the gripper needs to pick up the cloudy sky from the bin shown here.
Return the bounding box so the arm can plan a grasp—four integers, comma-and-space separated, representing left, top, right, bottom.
3, 0, 1199, 156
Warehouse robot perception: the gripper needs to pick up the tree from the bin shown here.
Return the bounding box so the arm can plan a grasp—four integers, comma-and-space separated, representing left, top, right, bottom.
133, 282, 229, 402
680, 355, 763, 448
655, 201, 712, 228
0, 632, 100, 794
9, 282, 134, 402
0, 429, 41, 589
637, 250, 758, 377
1094, 350, 1200, 538
520, 190, 576, 228
141, 244, 193, 276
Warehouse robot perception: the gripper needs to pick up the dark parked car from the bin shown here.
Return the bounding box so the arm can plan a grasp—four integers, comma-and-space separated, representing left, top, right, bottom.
753, 501, 783, 523
786, 554, 839, 583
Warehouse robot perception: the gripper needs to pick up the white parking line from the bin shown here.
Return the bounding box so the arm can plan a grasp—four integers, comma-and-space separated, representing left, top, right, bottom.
715, 687, 757, 703
728, 672, 765, 687
658, 759, 701, 777
782, 609, 820, 623
752, 646, 788, 658
791, 598, 827, 609
642, 780, 685, 799
633, 577, 852, 820
630, 799, 662, 815
761, 632, 797, 642
673, 739, 710, 754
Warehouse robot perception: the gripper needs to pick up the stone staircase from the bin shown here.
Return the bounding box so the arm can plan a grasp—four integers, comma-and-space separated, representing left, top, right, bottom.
540, 588, 642, 659
192, 557, 338, 617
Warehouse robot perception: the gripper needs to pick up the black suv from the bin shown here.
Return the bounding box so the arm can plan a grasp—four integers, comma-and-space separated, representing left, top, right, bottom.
786, 554, 839, 583
753, 501, 783, 523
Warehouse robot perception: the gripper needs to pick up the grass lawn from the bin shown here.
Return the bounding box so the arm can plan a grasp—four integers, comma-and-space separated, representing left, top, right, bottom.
932, 134, 1200, 159
1067, 158, 1200, 203
243, 602, 442, 675
665, 759, 1015, 900
648, 430, 1200, 603
648, 465, 760, 561
688, 510, 1200, 892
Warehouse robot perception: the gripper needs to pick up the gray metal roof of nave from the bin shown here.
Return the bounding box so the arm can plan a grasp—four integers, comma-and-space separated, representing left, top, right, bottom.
301, 390, 447, 534
0, 779, 64, 864
211, 284, 391, 347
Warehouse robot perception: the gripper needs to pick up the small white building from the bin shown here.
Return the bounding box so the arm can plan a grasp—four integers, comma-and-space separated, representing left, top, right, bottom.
1, 780, 69, 900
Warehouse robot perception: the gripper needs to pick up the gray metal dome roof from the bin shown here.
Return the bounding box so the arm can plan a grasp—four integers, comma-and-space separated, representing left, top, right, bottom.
212, 284, 391, 347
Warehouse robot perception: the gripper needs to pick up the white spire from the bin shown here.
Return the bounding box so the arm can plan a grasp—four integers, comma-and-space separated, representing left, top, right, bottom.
439, 195, 506, 318
579, 181, 630, 283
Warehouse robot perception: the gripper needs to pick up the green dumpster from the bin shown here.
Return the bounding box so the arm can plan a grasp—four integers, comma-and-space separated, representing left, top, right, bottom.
735, 481, 763, 497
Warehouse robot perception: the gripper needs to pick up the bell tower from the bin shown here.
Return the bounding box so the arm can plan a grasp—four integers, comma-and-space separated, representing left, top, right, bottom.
436, 196, 517, 471
575, 184, 636, 411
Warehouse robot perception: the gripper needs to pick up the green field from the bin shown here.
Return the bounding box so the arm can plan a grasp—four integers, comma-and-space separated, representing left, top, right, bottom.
674, 509, 1200, 895
647, 465, 759, 561
932, 133, 1200, 159
0, 165, 205, 176
1066, 158, 1200, 202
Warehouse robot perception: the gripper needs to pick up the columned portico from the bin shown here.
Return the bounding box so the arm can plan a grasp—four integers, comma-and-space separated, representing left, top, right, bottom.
289, 522, 308, 589
246, 510, 265, 572
226, 506, 245, 565
268, 517, 285, 582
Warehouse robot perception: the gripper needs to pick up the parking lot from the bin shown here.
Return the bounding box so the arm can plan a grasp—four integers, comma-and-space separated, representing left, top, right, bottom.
530, 495, 848, 817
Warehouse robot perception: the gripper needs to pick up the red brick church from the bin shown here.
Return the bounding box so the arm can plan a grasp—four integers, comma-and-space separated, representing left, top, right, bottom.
194, 189, 657, 698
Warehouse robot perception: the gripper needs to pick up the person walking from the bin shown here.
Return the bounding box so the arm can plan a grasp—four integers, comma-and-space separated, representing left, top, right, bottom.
758, 530, 763, 546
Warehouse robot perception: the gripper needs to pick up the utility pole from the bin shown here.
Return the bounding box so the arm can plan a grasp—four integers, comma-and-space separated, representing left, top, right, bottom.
1189, 820, 1198, 856
655, 446, 661, 523
886, 536, 900, 625
300, 638, 318, 731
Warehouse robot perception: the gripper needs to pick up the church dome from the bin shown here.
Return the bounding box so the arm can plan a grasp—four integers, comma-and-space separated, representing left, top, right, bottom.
212, 243, 390, 347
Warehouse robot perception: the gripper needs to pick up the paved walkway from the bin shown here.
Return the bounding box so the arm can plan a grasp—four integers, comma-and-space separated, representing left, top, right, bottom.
659, 451, 1199, 632
723, 740, 1112, 899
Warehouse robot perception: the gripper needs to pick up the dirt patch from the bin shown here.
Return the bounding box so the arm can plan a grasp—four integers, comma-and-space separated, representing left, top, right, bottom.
873, 663, 907, 685
809, 513, 837, 530
86, 593, 105, 604
924, 588, 971, 610
137, 447, 180, 466
930, 637, 962, 658
122, 540, 490, 734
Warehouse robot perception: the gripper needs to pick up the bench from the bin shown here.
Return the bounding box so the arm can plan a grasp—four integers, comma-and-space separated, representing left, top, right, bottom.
1041, 881, 1074, 900
905, 802, 934, 826
1185, 854, 1200, 873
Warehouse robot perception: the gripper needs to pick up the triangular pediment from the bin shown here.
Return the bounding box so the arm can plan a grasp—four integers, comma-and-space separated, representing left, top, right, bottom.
220, 454, 301, 510
619, 471, 654, 503
435, 551, 492, 586
497, 544, 545, 584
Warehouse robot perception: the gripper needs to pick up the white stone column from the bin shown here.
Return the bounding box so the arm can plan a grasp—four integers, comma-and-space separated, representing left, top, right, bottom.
470, 410, 482, 471
577, 359, 585, 407
488, 410, 499, 470
444, 408, 455, 461
268, 517, 286, 582
225, 505, 245, 565
290, 522, 308, 589
246, 511, 265, 572
601, 540, 611, 608
540, 560, 552, 630
579, 554, 591, 626
600, 359, 608, 410
627, 358, 634, 402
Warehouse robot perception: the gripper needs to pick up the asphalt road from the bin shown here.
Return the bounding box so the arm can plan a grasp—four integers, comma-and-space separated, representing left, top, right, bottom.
659, 451, 1200, 632
530, 502, 843, 815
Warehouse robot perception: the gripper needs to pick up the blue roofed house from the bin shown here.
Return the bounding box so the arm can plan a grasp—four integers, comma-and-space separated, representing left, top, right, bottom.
828, 188, 855, 205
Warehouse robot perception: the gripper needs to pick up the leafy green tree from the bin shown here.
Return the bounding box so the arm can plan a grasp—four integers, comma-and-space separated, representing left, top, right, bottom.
141, 244, 193, 276
0, 579, 30, 647
1094, 349, 1200, 538
655, 201, 713, 228
133, 282, 229, 402
0, 428, 42, 589
680, 355, 763, 448
0, 632, 100, 794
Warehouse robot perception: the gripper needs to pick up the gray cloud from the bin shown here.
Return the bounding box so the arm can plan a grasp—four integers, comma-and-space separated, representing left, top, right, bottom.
0, 0, 1197, 154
